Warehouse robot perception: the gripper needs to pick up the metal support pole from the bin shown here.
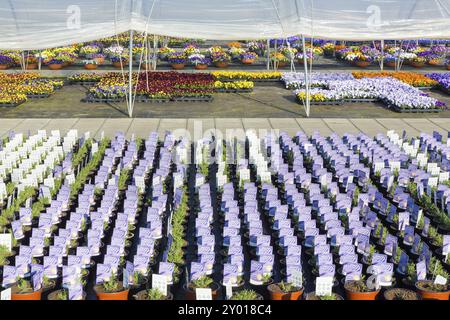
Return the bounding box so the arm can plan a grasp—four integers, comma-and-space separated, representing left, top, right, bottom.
153, 35, 158, 70
266, 39, 270, 70
380, 40, 384, 71
301, 35, 310, 118
128, 30, 134, 118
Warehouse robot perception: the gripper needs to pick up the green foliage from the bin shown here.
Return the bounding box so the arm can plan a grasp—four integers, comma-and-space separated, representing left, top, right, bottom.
230, 289, 259, 300
16, 278, 33, 293
101, 273, 122, 293
191, 276, 213, 289
318, 293, 339, 300
352, 187, 360, 207
429, 256, 450, 279
55, 289, 69, 300
118, 168, 131, 191
145, 288, 166, 300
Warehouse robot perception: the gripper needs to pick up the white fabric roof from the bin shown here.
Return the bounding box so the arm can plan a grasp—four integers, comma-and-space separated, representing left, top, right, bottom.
0, 0, 449, 50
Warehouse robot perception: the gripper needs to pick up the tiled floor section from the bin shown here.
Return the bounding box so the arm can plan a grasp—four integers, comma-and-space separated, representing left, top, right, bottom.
1, 118, 449, 139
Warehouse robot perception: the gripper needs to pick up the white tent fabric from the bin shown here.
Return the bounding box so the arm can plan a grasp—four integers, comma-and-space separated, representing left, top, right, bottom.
0, 0, 449, 50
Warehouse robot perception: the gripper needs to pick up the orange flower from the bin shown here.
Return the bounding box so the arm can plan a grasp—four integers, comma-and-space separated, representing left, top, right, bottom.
352, 71, 437, 87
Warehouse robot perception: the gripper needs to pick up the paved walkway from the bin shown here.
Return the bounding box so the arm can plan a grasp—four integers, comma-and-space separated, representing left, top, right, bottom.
1, 118, 449, 140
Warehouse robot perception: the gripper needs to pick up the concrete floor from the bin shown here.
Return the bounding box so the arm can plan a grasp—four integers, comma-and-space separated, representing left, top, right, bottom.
1, 84, 450, 119
1, 117, 450, 141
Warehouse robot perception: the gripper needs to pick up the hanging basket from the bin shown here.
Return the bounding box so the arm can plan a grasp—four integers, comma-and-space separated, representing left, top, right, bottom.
25, 63, 38, 70
214, 61, 229, 68
355, 61, 371, 68
113, 61, 128, 68
427, 59, 440, 66
48, 64, 63, 70
385, 61, 396, 68
94, 57, 105, 65
195, 64, 208, 70
171, 63, 185, 70
84, 64, 98, 70
275, 61, 288, 68
0, 64, 10, 70
241, 59, 255, 65
410, 61, 425, 68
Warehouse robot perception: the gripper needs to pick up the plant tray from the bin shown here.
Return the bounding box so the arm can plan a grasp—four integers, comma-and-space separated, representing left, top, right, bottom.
439, 86, 450, 95
0, 101, 25, 108
172, 96, 213, 102
82, 94, 125, 103
252, 78, 281, 83
138, 97, 171, 103
390, 105, 442, 113
344, 98, 379, 103
215, 88, 253, 93
27, 94, 52, 99
416, 86, 434, 90
297, 97, 343, 105
69, 80, 100, 86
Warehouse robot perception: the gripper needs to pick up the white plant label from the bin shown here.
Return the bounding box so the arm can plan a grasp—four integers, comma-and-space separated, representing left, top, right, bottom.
195, 288, 212, 300
152, 274, 168, 296
291, 270, 303, 288
315, 276, 333, 296
434, 275, 447, 286
0, 233, 12, 251
225, 283, 233, 300
1, 288, 11, 300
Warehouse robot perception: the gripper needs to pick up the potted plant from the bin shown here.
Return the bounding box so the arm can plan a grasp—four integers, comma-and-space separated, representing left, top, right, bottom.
24, 54, 38, 70
168, 52, 186, 70
134, 288, 173, 300
415, 280, 449, 300
305, 292, 344, 300
45, 58, 64, 70
211, 52, 231, 68
344, 279, 380, 300
409, 56, 427, 68
47, 288, 86, 300
184, 275, 220, 300
110, 55, 129, 68
267, 281, 304, 300
445, 57, 450, 70
270, 52, 289, 68
188, 54, 211, 70
240, 52, 258, 65
92, 53, 106, 65
0, 54, 14, 69
94, 275, 129, 300
83, 60, 98, 70
383, 288, 421, 300
322, 43, 335, 57
230, 289, 263, 300
11, 278, 42, 300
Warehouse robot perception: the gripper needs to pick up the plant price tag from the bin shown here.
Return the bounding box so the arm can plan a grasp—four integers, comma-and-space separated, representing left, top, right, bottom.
225, 283, 233, 300
315, 276, 333, 296
0, 233, 12, 251
291, 270, 303, 288
152, 274, 168, 296
1, 288, 11, 300
195, 288, 212, 300
434, 275, 447, 286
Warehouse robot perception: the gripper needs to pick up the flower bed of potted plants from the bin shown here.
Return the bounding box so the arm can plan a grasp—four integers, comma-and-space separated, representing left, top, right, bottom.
214, 80, 254, 93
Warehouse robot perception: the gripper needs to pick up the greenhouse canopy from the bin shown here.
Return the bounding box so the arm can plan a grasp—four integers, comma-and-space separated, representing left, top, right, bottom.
0, 0, 449, 50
